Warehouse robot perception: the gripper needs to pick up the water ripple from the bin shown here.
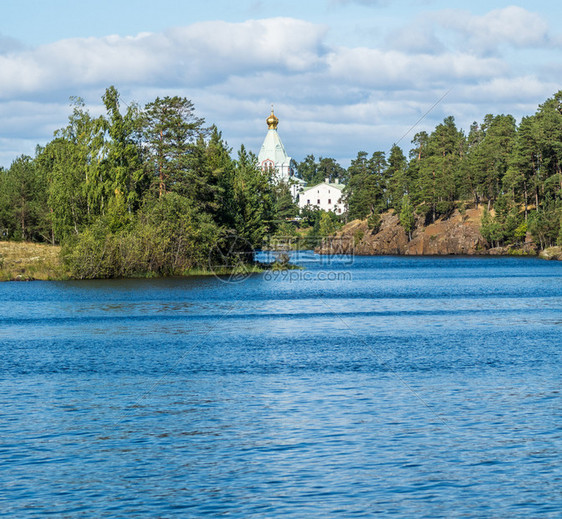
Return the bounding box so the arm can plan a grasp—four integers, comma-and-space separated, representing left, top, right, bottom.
1, 256, 561, 517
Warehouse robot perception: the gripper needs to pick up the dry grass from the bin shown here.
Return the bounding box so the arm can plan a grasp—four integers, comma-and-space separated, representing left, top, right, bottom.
0, 241, 66, 281
463, 207, 485, 224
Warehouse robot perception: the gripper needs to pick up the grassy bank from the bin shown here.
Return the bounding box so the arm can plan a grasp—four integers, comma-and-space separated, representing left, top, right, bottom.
0, 241, 274, 281
0, 241, 66, 281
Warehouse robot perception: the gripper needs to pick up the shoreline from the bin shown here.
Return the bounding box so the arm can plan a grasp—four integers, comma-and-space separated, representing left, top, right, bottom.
2, 249, 559, 283
0, 240, 303, 282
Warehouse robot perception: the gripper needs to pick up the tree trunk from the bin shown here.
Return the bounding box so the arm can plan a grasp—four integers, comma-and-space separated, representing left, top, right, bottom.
50, 207, 55, 245
432, 170, 436, 223
534, 156, 540, 210
159, 129, 164, 197
20, 201, 26, 241
523, 182, 529, 221
535, 187, 539, 211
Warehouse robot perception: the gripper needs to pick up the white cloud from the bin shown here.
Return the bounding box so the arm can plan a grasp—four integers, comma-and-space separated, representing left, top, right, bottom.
386, 24, 446, 54
0, 137, 39, 167
434, 6, 550, 54
331, 0, 388, 6
0, 101, 66, 137
459, 76, 558, 105
0, 12, 559, 167
0, 18, 328, 99
326, 47, 505, 88
170, 18, 327, 73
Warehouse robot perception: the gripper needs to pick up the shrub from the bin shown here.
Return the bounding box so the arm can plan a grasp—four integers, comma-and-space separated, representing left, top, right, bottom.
367, 213, 381, 233
353, 229, 365, 246
63, 192, 223, 279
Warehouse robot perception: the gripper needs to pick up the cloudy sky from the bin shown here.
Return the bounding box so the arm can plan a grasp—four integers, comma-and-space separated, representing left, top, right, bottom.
1, 0, 561, 167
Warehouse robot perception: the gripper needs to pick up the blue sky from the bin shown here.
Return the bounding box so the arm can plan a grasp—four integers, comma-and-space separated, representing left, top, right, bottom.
1, 0, 561, 167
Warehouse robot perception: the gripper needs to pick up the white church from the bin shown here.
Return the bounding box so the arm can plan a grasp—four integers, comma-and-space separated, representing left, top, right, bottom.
257, 107, 345, 213
257, 108, 306, 199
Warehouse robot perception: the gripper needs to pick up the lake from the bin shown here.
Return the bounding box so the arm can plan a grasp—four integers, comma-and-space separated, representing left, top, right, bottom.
1, 253, 561, 517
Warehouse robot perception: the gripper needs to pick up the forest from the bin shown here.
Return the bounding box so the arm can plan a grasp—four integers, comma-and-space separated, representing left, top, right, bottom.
0, 87, 296, 278
1, 87, 562, 278
338, 91, 562, 250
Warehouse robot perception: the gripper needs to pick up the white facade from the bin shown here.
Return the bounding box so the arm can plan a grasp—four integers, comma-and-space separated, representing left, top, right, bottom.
257, 108, 306, 199
298, 180, 346, 214
258, 129, 294, 180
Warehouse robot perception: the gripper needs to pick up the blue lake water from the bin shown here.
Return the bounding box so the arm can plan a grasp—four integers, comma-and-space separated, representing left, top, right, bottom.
1, 253, 561, 517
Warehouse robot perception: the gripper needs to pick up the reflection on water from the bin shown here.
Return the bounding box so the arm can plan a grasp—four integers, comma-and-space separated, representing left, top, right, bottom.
1, 255, 561, 517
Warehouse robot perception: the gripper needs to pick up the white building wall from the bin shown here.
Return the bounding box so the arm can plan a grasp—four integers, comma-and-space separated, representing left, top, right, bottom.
258, 129, 293, 181
258, 127, 304, 200
298, 182, 345, 214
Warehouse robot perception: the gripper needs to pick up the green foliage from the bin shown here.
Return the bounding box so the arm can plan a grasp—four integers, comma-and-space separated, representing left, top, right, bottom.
270, 221, 299, 246
8, 85, 562, 273
142, 95, 206, 197
353, 229, 364, 246
399, 194, 415, 240
465, 114, 517, 205
297, 155, 346, 185
416, 116, 464, 222
367, 213, 381, 233
63, 192, 222, 279
339, 91, 562, 253
480, 199, 524, 248
0, 87, 298, 278
480, 208, 504, 247
528, 204, 560, 250
514, 221, 528, 243
38, 137, 89, 241
100, 86, 146, 212
318, 212, 339, 237
272, 181, 299, 223
345, 150, 388, 220
300, 209, 341, 249
297, 154, 318, 184
229, 145, 275, 248
387, 144, 409, 210
299, 205, 322, 228
0, 155, 51, 242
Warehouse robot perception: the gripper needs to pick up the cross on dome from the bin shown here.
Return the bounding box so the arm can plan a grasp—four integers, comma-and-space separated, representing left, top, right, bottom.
266, 107, 279, 130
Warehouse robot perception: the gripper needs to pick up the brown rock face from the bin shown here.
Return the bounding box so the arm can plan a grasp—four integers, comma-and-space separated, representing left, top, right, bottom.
539, 246, 562, 260
317, 208, 490, 256
405, 209, 487, 255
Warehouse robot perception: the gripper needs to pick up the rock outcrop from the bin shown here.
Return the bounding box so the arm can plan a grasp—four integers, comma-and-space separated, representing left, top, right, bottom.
317, 208, 536, 256
539, 246, 562, 260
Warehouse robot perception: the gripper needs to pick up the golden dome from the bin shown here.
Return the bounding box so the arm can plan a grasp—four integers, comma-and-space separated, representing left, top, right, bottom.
266, 108, 279, 130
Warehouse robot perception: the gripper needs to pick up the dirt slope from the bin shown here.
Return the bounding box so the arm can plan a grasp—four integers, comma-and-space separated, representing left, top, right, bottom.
318, 208, 535, 256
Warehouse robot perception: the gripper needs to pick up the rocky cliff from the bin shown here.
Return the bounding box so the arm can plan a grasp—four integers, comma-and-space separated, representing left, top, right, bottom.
539, 246, 562, 260
317, 208, 536, 256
